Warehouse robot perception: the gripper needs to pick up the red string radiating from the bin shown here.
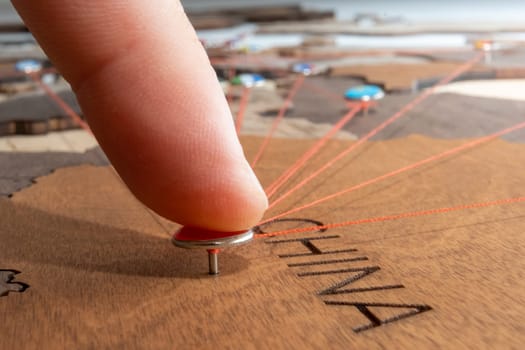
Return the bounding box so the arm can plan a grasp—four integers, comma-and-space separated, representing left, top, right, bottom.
263, 118, 525, 223
265, 104, 361, 198
256, 196, 525, 238
251, 74, 306, 167
268, 52, 485, 210
29, 73, 92, 133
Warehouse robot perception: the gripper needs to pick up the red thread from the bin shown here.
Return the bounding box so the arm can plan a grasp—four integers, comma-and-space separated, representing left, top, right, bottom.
251, 74, 306, 167
263, 118, 525, 223
265, 104, 361, 198
29, 73, 92, 133
256, 195, 525, 238
235, 86, 252, 134
268, 52, 484, 209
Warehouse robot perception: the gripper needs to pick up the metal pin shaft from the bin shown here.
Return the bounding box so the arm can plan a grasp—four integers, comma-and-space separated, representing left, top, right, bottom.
208, 250, 219, 275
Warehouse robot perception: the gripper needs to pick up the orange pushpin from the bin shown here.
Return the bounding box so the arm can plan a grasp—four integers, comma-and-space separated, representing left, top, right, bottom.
474, 39, 495, 64
171, 226, 254, 275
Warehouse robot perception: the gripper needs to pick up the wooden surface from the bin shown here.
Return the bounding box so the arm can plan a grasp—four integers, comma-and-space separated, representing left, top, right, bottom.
0, 146, 107, 196
279, 77, 525, 142
188, 5, 333, 30
330, 62, 490, 91
0, 87, 81, 135
2, 133, 525, 348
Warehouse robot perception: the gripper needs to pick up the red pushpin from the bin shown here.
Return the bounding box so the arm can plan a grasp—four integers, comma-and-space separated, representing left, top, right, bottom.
171, 226, 254, 275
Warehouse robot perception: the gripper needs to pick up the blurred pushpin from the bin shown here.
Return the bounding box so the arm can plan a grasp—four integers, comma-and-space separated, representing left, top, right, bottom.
15, 59, 43, 74
474, 39, 495, 64
231, 73, 266, 88
171, 226, 254, 275
248, 44, 260, 53
344, 85, 384, 116
292, 62, 314, 75
15, 59, 58, 85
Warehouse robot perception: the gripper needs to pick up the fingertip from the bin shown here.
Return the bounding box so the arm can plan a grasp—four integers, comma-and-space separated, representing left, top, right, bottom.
13, 0, 269, 232
149, 157, 268, 232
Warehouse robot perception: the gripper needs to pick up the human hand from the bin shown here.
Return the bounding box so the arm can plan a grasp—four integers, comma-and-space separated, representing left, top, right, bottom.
12, 0, 268, 231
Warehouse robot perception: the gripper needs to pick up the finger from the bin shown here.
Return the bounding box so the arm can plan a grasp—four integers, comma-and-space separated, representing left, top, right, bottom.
12, 0, 268, 231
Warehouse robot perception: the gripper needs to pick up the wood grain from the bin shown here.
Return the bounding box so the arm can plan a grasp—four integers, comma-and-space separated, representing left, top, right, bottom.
1, 134, 525, 348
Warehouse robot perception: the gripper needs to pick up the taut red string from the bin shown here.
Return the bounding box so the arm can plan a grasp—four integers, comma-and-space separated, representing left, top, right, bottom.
251, 74, 306, 167
265, 104, 361, 198
256, 195, 525, 238
268, 52, 485, 209
29, 73, 92, 133
263, 118, 525, 223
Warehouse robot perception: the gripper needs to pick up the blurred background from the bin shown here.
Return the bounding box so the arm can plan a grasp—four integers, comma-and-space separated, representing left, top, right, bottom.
1, 0, 525, 141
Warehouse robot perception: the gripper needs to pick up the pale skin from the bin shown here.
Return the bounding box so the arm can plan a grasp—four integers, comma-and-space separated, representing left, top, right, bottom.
12, 0, 268, 231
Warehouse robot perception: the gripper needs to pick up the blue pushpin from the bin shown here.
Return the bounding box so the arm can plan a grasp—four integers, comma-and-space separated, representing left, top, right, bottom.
344, 84, 384, 116
15, 59, 43, 74
292, 62, 314, 75
251, 73, 266, 86
233, 73, 266, 88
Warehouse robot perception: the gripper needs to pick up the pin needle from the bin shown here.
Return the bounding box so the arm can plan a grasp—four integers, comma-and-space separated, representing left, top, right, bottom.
171, 227, 254, 275
207, 249, 220, 275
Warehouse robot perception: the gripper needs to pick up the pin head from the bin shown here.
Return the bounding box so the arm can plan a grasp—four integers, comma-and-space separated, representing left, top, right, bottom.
231, 73, 265, 88
344, 85, 384, 102
474, 39, 494, 51
292, 62, 314, 75
15, 59, 43, 74
171, 226, 254, 249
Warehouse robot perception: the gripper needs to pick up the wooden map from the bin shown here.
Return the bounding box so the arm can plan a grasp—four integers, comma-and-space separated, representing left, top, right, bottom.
2, 4, 525, 347
1, 131, 525, 348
